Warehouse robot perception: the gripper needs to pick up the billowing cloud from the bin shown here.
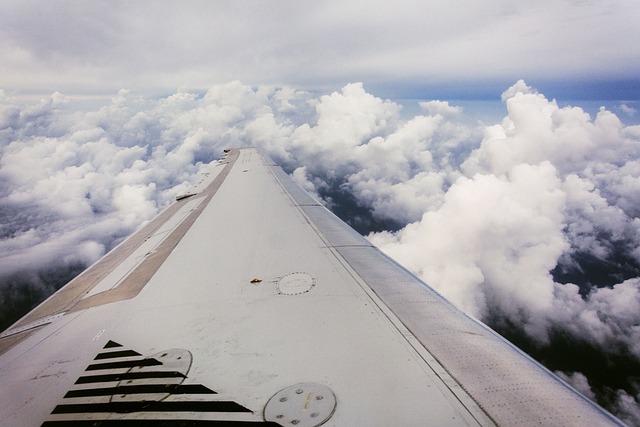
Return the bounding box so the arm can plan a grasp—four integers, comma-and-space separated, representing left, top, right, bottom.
1, 81, 640, 421
371, 161, 568, 339
555, 371, 597, 401
370, 81, 640, 351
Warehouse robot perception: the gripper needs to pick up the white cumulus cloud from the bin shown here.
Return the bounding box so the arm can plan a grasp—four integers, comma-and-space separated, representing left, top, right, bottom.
1, 81, 640, 422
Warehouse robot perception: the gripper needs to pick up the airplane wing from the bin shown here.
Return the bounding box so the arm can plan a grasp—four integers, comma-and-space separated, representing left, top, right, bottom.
0, 148, 623, 426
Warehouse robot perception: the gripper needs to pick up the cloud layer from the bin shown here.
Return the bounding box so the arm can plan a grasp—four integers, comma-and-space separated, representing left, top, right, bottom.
1, 82, 639, 422
1, 1, 639, 96
371, 83, 640, 358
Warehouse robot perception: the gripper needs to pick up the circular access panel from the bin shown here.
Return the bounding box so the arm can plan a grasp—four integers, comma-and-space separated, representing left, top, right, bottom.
277, 272, 315, 295
264, 383, 336, 427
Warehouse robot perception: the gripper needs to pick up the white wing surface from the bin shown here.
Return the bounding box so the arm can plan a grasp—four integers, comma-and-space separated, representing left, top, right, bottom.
0, 148, 623, 426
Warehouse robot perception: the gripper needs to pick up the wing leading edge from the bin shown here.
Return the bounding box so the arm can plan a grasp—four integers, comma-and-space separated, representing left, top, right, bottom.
0, 148, 623, 426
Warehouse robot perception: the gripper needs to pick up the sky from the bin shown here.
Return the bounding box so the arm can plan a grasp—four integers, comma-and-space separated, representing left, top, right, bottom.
1, 1, 640, 99
1, 1, 640, 424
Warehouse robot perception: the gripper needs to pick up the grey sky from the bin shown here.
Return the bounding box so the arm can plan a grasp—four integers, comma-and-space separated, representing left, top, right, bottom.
1, 1, 639, 97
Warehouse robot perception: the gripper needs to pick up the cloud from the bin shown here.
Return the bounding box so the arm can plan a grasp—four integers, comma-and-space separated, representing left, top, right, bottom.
371, 80, 640, 351
613, 389, 640, 427
419, 100, 463, 117
370, 161, 568, 340
621, 103, 637, 117
281, 84, 475, 225
555, 371, 597, 401
1, 81, 640, 421
1, 2, 639, 94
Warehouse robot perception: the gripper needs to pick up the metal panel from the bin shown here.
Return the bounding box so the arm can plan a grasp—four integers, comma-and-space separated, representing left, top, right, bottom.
265, 151, 623, 426
268, 166, 321, 208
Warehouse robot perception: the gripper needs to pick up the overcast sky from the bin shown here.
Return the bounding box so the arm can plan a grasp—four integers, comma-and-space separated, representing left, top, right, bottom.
1, 0, 639, 99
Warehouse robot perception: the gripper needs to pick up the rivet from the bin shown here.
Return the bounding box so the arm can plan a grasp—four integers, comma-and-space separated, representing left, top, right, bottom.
276, 415, 284, 419
279, 397, 288, 402
311, 412, 319, 418
316, 395, 323, 400
296, 389, 303, 394
291, 420, 300, 425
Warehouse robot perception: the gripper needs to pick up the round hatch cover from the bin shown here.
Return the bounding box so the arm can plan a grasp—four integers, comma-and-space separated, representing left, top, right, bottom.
277, 272, 315, 295
264, 383, 336, 426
